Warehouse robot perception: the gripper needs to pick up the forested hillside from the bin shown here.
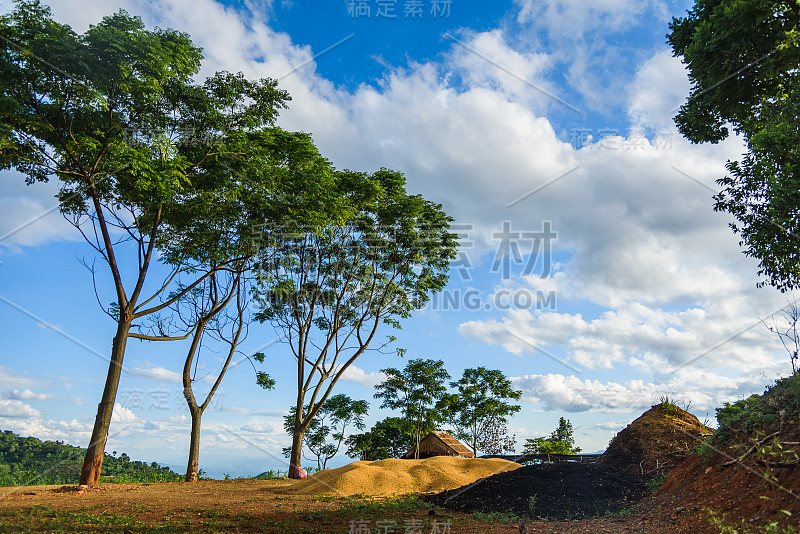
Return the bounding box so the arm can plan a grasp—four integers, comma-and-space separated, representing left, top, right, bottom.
0, 430, 181, 486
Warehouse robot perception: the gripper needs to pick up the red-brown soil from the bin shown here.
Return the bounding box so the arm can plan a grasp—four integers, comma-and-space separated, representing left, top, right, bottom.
598, 403, 713, 476
655, 379, 800, 531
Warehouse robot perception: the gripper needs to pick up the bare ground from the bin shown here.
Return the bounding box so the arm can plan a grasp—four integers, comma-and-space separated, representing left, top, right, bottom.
0, 479, 715, 533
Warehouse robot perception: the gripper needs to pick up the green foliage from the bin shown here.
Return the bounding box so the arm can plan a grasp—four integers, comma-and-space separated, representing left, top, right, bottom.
345, 417, 419, 461
708, 509, 798, 534
660, 395, 679, 415
668, 0, 800, 290
374, 359, 451, 458
336, 494, 432, 516
255, 371, 276, 390
667, 0, 800, 144
714, 374, 800, 443
522, 418, 581, 455
438, 367, 521, 455
471, 509, 520, 522
0, 429, 180, 486
528, 494, 537, 517
646, 474, 668, 493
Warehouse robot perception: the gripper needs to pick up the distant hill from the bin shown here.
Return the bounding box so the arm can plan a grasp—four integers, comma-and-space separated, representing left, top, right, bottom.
0, 429, 181, 486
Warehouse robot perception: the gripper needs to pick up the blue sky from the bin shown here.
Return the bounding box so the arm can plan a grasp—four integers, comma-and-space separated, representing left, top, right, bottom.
0, 0, 795, 478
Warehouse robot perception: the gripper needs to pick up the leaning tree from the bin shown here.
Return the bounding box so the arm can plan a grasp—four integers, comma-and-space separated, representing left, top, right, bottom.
254, 169, 457, 476
0, 0, 305, 484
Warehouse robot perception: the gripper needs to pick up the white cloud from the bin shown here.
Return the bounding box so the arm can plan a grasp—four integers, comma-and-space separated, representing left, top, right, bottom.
628, 49, 691, 129
516, 0, 665, 38
0, 399, 41, 418
339, 365, 386, 388
512, 369, 774, 414
0, 366, 49, 389
111, 403, 143, 424
0, 171, 78, 250
447, 29, 556, 112
593, 420, 633, 431
129, 364, 182, 383
1, 388, 49, 401
0, 417, 92, 444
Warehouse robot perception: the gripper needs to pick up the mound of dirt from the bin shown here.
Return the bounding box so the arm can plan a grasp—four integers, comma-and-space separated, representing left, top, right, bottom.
597, 403, 712, 476
424, 462, 648, 520
279, 456, 521, 497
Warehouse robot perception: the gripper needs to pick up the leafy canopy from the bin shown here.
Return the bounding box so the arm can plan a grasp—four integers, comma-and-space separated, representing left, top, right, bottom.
668, 0, 800, 291
438, 367, 521, 455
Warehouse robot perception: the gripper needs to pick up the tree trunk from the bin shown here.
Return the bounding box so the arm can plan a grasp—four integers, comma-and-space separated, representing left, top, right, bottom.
288, 426, 305, 478
80, 320, 130, 486
185, 407, 203, 482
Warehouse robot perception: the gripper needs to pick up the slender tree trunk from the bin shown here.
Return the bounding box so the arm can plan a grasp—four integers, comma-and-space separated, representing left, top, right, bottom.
185, 407, 203, 482
80, 319, 130, 485
288, 427, 305, 478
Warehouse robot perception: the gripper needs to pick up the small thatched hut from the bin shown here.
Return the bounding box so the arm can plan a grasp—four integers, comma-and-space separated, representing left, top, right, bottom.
402, 431, 475, 459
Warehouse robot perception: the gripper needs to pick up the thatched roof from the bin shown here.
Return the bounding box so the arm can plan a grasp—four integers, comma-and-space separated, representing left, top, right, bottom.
402, 431, 475, 459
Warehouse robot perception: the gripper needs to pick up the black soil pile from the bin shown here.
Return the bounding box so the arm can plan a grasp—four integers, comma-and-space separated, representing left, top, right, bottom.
423, 462, 648, 520
597, 402, 712, 476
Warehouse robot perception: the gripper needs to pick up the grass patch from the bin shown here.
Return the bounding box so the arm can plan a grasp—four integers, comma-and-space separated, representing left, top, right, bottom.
708, 509, 798, 534
337, 494, 433, 516
646, 474, 668, 493
0, 505, 144, 532
471, 509, 520, 522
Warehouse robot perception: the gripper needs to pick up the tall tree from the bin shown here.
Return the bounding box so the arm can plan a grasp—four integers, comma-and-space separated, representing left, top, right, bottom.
0, 1, 292, 484
668, 0, 800, 291
374, 358, 451, 459
254, 171, 456, 477
439, 367, 521, 455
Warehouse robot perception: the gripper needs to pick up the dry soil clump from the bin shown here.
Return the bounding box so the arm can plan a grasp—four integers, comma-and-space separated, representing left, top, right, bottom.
279, 456, 521, 497
598, 402, 712, 476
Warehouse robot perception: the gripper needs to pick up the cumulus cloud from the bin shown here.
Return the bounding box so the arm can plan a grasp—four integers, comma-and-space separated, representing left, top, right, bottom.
129, 364, 182, 383
628, 49, 691, 129
0, 399, 41, 418
0, 417, 92, 444
593, 420, 633, 431
2, 389, 49, 401
0, 366, 49, 389
460, 298, 783, 373
111, 403, 143, 424
339, 365, 386, 388
512, 369, 773, 413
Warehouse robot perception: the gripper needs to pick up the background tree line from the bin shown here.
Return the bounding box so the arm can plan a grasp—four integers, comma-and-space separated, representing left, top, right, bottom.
281, 359, 524, 463
0, 430, 181, 486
